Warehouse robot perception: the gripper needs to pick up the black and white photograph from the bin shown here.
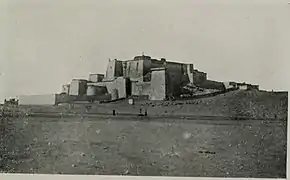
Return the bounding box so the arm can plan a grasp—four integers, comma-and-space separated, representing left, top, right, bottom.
0, 0, 289, 179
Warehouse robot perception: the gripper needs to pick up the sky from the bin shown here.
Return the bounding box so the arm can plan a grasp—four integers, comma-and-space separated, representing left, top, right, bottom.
1, 0, 290, 100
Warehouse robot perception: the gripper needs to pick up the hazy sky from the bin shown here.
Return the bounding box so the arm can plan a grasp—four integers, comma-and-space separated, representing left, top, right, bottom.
1, 0, 290, 100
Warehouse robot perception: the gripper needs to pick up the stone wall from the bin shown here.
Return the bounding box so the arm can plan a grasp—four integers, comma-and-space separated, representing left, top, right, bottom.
94, 86, 108, 96
199, 80, 225, 91
186, 64, 194, 84
166, 62, 189, 97
237, 83, 259, 90
105, 60, 123, 80
143, 59, 152, 73
69, 80, 80, 96
149, 68, 167, 100
87, 78, 127, 100
115, 61, 123, 77
69, 79, 87, 96
150, 59, 165, 69
223, 82, 238, 90
104, 77, 128, 99
131, 82, 151, 96
88, 74, 104, 82
105, 60, 116, 80
123, 60, 144, 81
193, 70, 207, 84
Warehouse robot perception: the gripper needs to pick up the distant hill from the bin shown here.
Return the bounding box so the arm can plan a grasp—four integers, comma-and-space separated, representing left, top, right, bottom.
18, 94, 56, 105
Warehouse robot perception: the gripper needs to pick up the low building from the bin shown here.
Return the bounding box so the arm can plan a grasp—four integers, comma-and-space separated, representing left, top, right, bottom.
69, 79, 87, 96
149, 67, 168, 100
4, 98, 19, 106
223, 81, 238, 90
192, 70, 207, 84
237, 83, 259, 90
88, 74, 104, 83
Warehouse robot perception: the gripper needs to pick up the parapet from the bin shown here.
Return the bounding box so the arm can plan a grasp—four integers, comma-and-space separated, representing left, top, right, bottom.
133, 55, 151, 61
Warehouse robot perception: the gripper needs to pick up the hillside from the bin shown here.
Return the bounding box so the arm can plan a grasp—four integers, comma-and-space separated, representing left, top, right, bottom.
142, 89, 288, 120
5, 89, 286, 120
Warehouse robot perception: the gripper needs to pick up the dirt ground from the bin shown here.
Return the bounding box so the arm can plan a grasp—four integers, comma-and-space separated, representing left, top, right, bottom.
0, 115, 287, 178
0, 90, 287, 178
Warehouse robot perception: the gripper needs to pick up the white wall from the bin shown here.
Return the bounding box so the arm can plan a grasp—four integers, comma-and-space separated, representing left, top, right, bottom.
239, 85, 248, 90
103, 77, 127, 99
69, 80, 79, 95
105, 60, 116, 80
149, 69, 167, 100
131, 82, 151, 96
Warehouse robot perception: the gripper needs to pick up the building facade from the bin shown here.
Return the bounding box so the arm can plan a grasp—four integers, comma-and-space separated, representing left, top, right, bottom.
56, 54, 226, 104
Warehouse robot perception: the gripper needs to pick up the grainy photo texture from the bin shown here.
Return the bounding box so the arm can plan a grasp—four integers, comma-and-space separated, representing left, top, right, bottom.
0, 0, 288, 179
